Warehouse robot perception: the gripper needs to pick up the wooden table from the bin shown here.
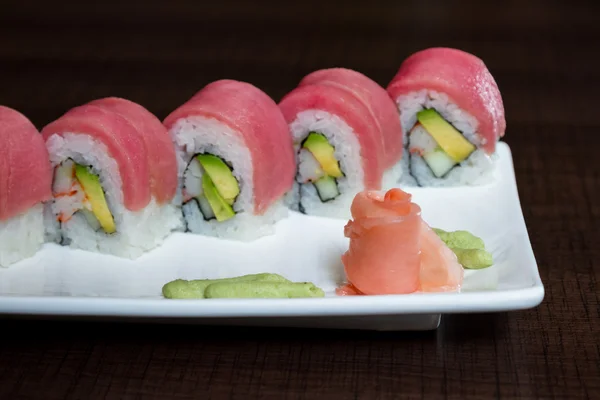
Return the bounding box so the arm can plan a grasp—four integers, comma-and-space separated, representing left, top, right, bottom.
1, 1, 599, 398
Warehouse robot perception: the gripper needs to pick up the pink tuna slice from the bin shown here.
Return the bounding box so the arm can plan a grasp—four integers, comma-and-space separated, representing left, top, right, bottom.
278, 83, 385, 189
88, 97, 178, 205
299, 68, 403, 170
387, 47, 506, 154
163, 79, 296, 215
0, 106, 52, 221
41, 104, 151, 212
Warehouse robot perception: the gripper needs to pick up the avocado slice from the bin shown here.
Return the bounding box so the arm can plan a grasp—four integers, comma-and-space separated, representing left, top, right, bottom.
302, 132, 343, 178
416, 109, 476, 163
201, 173, 235, 222
197, 154, 240, 205
74, 164, 116, 234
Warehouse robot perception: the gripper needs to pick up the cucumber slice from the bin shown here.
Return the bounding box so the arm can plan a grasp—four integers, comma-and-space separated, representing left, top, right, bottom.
422, 148, 457, 178
79, 209, 101, 231
313, 176, 339, 202
197, 195, 215, 221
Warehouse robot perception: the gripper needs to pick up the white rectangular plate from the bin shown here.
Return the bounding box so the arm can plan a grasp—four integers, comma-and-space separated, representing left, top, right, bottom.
0, 143, 544, 331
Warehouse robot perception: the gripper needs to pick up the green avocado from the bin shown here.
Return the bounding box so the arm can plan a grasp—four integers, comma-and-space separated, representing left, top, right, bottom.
416, 109, 476, 163
74, 164, 116, 234
302, 132, 343, 178
202, 173, 235, 222
197, 154, 239, 205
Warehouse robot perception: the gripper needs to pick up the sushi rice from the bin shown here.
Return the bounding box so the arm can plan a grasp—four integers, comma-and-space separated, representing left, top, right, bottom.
170, 116, 288, 241
0, 204, 45, 267
396, 89, 496, 187
45, 133, 183, 259
286, 109, 402, 219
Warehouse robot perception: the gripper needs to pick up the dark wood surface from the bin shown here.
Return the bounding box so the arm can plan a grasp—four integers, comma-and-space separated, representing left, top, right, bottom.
1, 1, 599, 398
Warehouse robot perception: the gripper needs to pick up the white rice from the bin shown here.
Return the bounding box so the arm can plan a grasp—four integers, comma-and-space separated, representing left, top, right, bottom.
45, 133, 183, 259
397, 153, 417, 186
409, 147, 495, 187
182, 198, 287, 241
395, 89, 497, 186
169, 116, 288, 241
43, 201, 61, 244
0, 204, 45, 268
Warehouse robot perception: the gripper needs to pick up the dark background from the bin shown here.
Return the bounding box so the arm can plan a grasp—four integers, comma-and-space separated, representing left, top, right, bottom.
1, 0, 599, 399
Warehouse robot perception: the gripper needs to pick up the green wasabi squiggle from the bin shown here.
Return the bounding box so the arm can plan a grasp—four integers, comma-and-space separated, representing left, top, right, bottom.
434, 228, 494, 270
162, 273, 291, 299
204, 281, 325, 299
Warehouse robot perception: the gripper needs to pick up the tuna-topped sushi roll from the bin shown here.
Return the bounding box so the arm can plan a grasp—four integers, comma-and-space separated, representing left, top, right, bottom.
387, 47, 506, 186
279, 68, 403, 219
0, 106, 52, 267
163, 79, 295, 240
41, 99, 183, 259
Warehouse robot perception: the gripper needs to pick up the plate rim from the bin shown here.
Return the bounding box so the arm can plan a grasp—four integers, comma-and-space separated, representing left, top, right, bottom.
0, 285, 544, 318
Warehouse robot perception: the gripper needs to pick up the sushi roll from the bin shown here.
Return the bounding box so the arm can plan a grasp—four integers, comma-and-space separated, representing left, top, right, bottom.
41, 99, 183, 259
0, 106, 52, 267
387, 47, 506, 187
279, 68, 403, 219
163, 79, 295, 241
